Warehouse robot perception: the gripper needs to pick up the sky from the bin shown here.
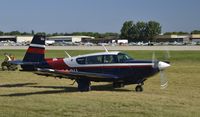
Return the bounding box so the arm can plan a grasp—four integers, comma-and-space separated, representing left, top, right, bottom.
0, 0, 199, 33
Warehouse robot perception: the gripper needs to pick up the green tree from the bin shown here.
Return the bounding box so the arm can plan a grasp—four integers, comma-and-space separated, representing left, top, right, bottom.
146, 21, 161, 41
136, 21, 147, 40
191, 30, 200, 34
164, 31, 189, 35
120, 20, 161, 42
120, 21, 133, 39
129, 24, 138, 40
103, 32, 119, 39
0, 31, 4, 36
9, 31, 21, 35
31, 30, 35, 35
21, 32, 32, 35
36, 32, 46, 36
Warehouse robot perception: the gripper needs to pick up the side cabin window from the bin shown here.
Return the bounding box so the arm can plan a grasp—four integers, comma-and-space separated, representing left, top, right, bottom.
117, 53, 133, 63
77, 55, 103, 64
103, 55, 117, 63
86, 55, 103, 64
76, 53, 133, 64
76, 57, 86, 64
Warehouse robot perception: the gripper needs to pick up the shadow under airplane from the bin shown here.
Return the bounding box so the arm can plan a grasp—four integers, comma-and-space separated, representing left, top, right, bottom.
0, 83, 38, 88
0, 82, 131, 97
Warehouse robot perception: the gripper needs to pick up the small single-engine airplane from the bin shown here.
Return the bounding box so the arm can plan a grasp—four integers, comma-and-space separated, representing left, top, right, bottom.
11, 35, 170, 92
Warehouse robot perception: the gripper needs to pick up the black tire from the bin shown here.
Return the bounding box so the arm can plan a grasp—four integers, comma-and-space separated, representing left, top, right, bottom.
1, 62, 7, 71
135, 85, 143, 92
8, 65, 18, 71
1, 67, 5, 71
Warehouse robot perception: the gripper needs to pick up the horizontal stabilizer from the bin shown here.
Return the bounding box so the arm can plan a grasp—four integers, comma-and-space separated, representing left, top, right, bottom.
9, 60, 40, 65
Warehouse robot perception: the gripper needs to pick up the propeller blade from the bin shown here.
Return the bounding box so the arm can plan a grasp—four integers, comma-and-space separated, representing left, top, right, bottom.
152, 52, 159, 69
152, 50, 170, 89
164, 47, 171, 61
152, 52, 156, 68
152, 52, 155, 62
160, 70, 168, 89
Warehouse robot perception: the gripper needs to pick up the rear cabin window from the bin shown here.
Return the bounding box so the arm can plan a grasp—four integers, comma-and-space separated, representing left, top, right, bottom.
103, 55, 117, 63
86, 55, 103, 64
76, 55, 103, 64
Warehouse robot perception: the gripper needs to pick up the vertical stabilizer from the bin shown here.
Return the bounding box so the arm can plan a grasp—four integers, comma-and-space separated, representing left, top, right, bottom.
21, 35, 45, 70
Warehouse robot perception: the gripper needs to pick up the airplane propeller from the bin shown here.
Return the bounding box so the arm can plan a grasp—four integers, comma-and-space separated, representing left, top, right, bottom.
159, 70, 168, 89
158, 61, 170, 89
152, 52, 158, 68
164, 46, 171, 60
152, 52, 170, 89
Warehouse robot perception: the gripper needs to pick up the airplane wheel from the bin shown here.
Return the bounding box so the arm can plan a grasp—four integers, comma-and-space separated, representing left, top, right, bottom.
1, 62, 7, 71
1, 67, 5, 71
8, 64, 18, 71
135, 85, 143, 92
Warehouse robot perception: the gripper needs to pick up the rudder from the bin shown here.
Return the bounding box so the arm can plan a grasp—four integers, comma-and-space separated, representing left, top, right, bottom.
21, 34, 46, 70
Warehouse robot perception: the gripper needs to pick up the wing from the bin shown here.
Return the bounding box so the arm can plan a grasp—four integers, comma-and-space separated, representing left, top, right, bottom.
35, 68, 119, 82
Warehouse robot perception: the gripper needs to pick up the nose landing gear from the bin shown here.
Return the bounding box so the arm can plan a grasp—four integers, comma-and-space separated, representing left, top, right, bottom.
135, 85, 143, 92
135, 82, 144, 92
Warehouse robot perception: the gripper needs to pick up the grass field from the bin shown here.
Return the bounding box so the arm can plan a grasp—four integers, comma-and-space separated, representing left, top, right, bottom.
0, 50, 200, 117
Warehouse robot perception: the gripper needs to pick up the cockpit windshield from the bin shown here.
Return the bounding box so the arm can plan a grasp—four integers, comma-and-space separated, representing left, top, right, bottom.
117, 53, 133, 63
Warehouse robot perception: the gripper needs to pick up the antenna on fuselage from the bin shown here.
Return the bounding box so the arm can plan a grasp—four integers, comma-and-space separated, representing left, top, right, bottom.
64, 51, 71, 58
102, 45, 109, 53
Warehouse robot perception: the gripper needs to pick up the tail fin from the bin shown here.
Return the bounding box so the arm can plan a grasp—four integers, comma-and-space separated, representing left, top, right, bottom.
21, 35, 46, 70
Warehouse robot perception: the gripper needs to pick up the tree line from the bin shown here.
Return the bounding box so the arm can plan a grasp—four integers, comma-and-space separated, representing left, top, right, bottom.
0, 21, 200, 41
163, 30, 200, 35
0, 30, 119, 39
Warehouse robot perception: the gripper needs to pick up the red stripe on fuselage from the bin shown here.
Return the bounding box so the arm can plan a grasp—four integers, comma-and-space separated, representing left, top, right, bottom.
45, 58, 69, 70
27, 47, 45, 54
75, 65, 152, 70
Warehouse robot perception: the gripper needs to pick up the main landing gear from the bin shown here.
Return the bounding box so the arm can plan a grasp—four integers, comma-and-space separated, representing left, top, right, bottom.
76, 79, 91, 92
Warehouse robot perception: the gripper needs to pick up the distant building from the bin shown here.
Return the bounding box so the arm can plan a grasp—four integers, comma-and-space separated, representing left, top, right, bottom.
47, 36, 95, 43
0, 35, 95, 43
16, 36, 33, 43
190, 34, 200, 43
155, 35, 190, 43
0, 36, 33, 42
0, 36, 16, 42
89, 38, 128, 44
89, 38, 112, 44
